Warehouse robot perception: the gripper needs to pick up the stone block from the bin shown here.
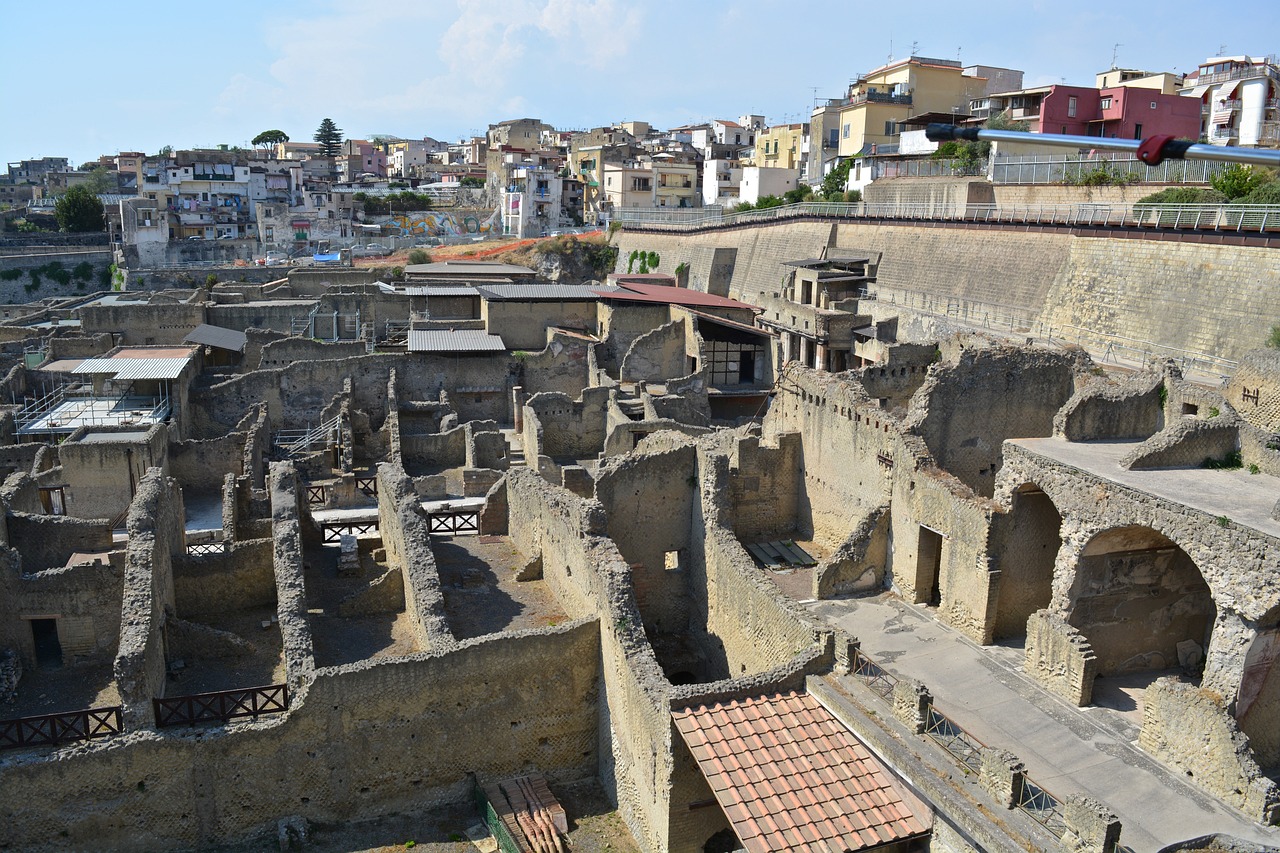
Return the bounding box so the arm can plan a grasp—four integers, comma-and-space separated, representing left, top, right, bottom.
892, 677, 932, 734
1061, 795, 1120, 853
1024, 610, 1097, 706
978, 748, 1025, 809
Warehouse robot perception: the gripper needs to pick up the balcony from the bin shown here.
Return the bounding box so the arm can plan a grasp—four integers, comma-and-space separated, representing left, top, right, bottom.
192, 172, 235, 182
1195, 61, 1280, 88
844, 91, 913, 108
1217, 99, 1241, 112
1212, 125, 1238, 140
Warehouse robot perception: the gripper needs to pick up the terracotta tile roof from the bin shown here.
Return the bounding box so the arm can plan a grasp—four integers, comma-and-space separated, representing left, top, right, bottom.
672, 691, 930, 852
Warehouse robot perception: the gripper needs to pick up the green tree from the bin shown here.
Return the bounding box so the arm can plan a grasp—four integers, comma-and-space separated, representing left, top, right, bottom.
54, 185, 105, 232
408, 249, 431, 265
314, 118, 344, 157
821, 159, 855, 200
81, 166, 116, 195
252, 129, 290, 150
784, 184, 813, 205
1211, 164, 1270, 200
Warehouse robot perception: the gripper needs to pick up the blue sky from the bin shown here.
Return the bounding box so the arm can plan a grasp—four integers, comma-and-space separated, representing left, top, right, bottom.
5, 0, 1273, 167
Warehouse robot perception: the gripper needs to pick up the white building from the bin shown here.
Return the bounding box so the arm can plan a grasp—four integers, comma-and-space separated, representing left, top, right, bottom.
502, 163, 564, 238
1184, 55, 1280, 148
703, 159, 743, 206
739, 166, 800, 205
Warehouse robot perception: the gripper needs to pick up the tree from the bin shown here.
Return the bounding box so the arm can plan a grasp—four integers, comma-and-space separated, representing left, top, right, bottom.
252, 129, 290, 151
55, 185, 105, 232
82, 166, 116, 195
821, 158, 855, 200
314, 118, 343, 157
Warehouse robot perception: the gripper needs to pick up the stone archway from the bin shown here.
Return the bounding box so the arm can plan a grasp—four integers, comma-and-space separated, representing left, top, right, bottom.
993, 483, 1062, 639
1067, 525, 1215, 680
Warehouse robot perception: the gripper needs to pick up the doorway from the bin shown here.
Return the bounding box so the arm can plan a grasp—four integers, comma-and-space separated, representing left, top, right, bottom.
917, 527, 943, 607
30, 619, 63, 668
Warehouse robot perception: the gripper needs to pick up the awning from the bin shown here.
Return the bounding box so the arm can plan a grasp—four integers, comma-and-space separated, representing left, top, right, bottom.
184, 323, 247, 353
853, 325, 877, 338
673, 691, 930, 852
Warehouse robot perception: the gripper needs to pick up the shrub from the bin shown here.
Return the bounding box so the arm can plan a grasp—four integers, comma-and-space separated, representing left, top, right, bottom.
1267, 324, 1280, 349
407, 249, 430, 265
1135, 186, 1227, 206
72, 261, 94, 281
1240, 181, 1280, 205
1210, 164, 1269, 199
0, 268, 22, 281
205, 273, 218, 288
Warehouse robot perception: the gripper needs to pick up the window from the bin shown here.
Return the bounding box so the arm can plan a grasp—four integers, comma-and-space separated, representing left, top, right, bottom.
1150, 101, 1157, 109
1134, 124, 1143, 139
884, 120, 898, 136
829, 128, 838, 146
1068, 96, 1077, 118
265, 226, 274, 241
842, 123, 851, 139
1100, 96, 1113, 110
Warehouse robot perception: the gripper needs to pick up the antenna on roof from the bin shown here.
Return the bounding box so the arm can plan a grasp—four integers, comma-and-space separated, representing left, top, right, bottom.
1111, 43, 1122, 69
911, 41, 919, 57
1217, 43, 1227, 56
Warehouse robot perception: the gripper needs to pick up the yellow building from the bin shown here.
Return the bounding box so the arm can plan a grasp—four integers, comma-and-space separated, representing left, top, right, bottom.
1094, 68, 1184, 95
755, 124, 807, 170
836, 57, 988, 157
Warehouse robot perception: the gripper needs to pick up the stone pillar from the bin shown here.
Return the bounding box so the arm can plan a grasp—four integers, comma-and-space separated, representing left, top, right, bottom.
833, 631, 859, 676
1025, 609, 1097, 706
512, 385, 525, 431
1061, 795, 1121, 853
815, 343, 828, 372
979, 748, 1026, 809
892, 678, 932, 734
798, 336, 809, 368
1200, 608, 1255, 700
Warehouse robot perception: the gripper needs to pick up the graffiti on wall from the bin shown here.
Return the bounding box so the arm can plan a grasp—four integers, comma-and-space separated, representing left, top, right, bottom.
388, 208, 500, 237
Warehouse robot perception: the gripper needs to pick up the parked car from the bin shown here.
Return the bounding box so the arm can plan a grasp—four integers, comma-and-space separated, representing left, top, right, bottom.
256, 251, 289, 266
352, 243, 391, 258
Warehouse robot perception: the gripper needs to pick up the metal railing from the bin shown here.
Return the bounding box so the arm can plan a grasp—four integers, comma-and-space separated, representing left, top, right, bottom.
272, 415, 341, 458
153, 683, 288, 727
613, 199, 1280, 234
991, 154, 1227, 185
848, 647, 1077, 844
0, 706, 123, 750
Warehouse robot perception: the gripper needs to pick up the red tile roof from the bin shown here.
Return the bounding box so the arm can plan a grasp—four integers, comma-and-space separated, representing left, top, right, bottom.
593, 282, 759, 311
672, 691, 930, 852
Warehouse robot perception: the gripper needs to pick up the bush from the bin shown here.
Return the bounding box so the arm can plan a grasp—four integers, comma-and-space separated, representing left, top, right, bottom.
1210, 164, 1270, 199
1240, 181, 1280, 205
408, 249, 430, 265
1266, 324, 1280, 349
844, 189, 862, 203
1135, 187, 1227, 206
72, 261, 94, 281
205, 273, 218, 288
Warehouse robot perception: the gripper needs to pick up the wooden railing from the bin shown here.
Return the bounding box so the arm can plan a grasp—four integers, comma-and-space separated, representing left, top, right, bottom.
0, 706, 123, 750
153, 684, 288, 728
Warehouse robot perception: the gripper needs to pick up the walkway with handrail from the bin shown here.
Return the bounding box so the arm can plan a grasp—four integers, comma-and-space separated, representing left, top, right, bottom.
807, 593, 1280, 851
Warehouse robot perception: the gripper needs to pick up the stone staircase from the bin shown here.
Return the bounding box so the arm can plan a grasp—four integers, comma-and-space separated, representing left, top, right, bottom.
502, 429, 527, 467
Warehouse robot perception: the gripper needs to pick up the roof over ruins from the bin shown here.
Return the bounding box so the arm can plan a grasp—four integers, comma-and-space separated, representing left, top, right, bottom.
672, 691, 930, 852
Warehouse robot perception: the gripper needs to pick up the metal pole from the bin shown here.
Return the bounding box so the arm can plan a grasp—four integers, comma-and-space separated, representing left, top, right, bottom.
926, 124, 1280, 168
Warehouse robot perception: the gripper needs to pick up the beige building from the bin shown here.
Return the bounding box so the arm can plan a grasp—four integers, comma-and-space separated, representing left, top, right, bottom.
601, 158, 699, 210
1095, 68, 1184, 94
754, 124, 807, 170
837, 57, 992, 157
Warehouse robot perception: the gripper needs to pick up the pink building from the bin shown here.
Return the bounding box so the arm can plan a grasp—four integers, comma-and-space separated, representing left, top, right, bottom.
987, 84, 1202, 139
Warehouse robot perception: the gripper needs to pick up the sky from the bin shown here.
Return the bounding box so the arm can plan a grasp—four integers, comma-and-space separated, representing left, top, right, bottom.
4, 0, 1274, 168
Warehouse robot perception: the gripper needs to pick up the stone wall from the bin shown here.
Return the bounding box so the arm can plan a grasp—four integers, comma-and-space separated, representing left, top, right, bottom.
269, 463, 317, 695
1055, 373, 1164, 442
519, 331, 593, 399
79, 300, 206, 346
505, 467, 674, 853
594, 441, 697, 638
57, 423, 169, 521
523, 386, 610, 462
904, 346, 1082, 497
0, 249, 113, 303
1226, 349, 1280, 433
615, 215, 1280, 365
172, 538, 275, 620
485, 299, 598, 351
0, 620, 601, 852
0, 552, 124, 667
621, 318, 687, 383
1139, 678, 1279, 824
376, 463, 455, 652
723, 431, 802, 541
114, 469, 184, 728
6, 511, 114, 572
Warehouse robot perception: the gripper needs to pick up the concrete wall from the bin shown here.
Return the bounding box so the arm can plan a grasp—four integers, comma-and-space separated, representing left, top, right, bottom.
614, 215, 1280, 364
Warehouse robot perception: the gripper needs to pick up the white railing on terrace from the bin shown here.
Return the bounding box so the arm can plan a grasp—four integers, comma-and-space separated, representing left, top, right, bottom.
613, 201, 1280, 233
991, 154, 1228, 185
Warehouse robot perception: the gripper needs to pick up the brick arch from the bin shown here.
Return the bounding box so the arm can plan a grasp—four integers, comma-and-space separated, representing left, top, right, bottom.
1065, 524, 1215, 680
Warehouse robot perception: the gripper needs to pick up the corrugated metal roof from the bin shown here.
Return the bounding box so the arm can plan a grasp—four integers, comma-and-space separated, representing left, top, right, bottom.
406, 261, 535, 276
184, 323, 248, 353
673, 691, 930, 853
403, 286, 480, 297
477, 284, 611, 301
594, 282, 758, 310
76, 354, 194, 380
407, 330, 507, 353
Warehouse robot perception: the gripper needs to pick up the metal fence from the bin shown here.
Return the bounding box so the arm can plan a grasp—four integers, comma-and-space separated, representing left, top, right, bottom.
0, 706, 123, 750
992, 154, 1228, 185
848, 647, 1078, 844
614, 199, 1280, 234
473, 779, 523, 853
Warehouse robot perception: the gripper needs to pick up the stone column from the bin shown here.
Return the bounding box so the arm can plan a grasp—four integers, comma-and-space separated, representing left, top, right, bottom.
1200, 607, 1255, 702
815, 343, 827, 372
833, 631, 859, 676
512, 385, 525, 431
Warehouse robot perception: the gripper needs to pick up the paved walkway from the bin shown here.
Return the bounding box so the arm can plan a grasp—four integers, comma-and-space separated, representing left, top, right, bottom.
806, 594, 1280, 852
